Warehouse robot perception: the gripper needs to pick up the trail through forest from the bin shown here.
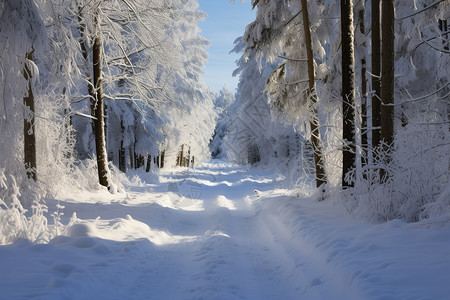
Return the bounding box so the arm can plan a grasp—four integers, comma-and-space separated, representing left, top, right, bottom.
1, 161, 450, 299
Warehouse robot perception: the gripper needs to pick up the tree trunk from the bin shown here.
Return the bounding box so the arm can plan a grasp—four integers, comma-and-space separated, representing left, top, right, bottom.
119, 142, 126, 173
371, 0, 381, 150
187, 146, 191, 168
78, 5, 96, 133
439, 19, 449, 50
359, 5, 368, 177
93, 12, 109, 188
160, 150, 165, 168
179, 144, 184, 167
23, 50, 37, 181
341, 0, 356, 187
301, 0, 327, 189
146, 155, 151, 172
380, 0, 395, 181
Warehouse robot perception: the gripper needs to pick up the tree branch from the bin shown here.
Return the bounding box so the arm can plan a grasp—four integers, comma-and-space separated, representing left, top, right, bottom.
396, 0, 446, 20
385, 81, 450, 106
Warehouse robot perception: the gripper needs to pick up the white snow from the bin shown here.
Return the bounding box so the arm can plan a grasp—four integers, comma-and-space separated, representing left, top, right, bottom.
1, 160, 450, 299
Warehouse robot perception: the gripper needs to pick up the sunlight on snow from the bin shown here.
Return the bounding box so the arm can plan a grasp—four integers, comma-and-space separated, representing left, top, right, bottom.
69, 215, 199, 246
215, 195, 236, 210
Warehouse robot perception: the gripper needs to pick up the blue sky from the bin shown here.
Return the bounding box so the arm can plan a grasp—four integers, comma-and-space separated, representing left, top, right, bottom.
197, 0, 255, 93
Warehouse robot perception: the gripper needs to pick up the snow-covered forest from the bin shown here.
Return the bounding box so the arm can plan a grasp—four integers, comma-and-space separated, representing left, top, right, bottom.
225, 0, 449, 221
0, 0, 217, 224
1, 0, 449, 299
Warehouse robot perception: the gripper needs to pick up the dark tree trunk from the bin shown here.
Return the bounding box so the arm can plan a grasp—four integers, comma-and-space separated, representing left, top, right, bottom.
93, 13, 109, 188
179, 144, 184, 167
187, 146, 191, 168
77, 5, 96, 132
380, 0, 395, 181
301, 0, 327, 189
359, 5, 368, 176
160, 150, 165, 168
23, 51, 37, 181
119, 142, 126, 173
341, 0, 356, 187
146, 155, 151, 172
439, 19, 449, 50
371, 0, 381, 150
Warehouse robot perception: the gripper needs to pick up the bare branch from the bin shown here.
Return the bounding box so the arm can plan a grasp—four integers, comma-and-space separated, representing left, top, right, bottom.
396, 0, 447, 20
278, 55, 308, 62
413, 29, 450, 52
421, 34, 450, 54
385, 81, 450, 106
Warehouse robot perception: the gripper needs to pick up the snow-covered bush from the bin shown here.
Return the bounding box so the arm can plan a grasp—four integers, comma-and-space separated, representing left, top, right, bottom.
0, 169, 49, 244
340, 99, 449, 222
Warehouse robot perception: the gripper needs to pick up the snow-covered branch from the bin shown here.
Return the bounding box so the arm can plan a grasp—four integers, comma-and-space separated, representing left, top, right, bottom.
396, 0, 447, 20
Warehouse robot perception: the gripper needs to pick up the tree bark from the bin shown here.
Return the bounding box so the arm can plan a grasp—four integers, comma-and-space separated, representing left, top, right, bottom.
359, 5, 368, 176
146, 155, 151, 172
380, 0, 395, 181
93, 12, 109, 188
179, 144, 184, 167
341, 0, 356, 187
77, 5, 96, 132
371, 0, 381, 149
438, 19, 449, 50
23, 50, 37, 181
160, 150, 165, 168
301, 0, 327, 189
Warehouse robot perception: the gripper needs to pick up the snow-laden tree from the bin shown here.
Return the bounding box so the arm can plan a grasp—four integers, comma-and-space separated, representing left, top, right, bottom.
332, 0, 450, 221
229, 0, 449, 222
0, 0, 80, 243
160, 0, 216, 167
244, 0, 336, 188
0, 0, 46, 197
68, 0, 183, 186
210, 86, 235, 159
223, 35, 314, 184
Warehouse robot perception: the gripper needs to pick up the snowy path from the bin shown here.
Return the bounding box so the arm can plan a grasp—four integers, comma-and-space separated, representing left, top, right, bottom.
1, 161, 450, 299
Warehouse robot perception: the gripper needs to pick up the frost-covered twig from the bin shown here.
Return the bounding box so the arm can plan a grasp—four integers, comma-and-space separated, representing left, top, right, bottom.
396, 0, 446, 20
278, 55, 308, 62
385, 82, 450, 106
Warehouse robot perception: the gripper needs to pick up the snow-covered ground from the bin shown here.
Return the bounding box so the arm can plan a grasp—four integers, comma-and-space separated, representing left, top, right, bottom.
1, 160, 449, 300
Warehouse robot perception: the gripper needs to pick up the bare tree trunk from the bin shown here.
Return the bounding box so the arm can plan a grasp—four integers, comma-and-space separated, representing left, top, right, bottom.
439, 19, 449, 50
371, 0, 381, 150
160, 150, 165, 168
341, 0, 356, 187
187, 146, 191, 168
119, 142, 126, 173
359, 5, 368, 177
146, 155, 151, 172
380, 0, 395, 181
301, 0, 327, 189
179, 144, 184, 167
23, 50, 37, 181
93, 12, 109, 188
77, 5, 96, 133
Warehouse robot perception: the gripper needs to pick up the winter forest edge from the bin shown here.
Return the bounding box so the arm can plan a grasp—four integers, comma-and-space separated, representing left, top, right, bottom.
0, 0, 449, 254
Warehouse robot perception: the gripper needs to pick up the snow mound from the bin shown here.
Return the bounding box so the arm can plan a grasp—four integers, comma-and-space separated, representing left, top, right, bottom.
66, 223, 98, 237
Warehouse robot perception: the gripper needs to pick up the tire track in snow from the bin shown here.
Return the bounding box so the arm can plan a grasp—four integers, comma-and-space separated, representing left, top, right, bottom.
131, 165, 307, 299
